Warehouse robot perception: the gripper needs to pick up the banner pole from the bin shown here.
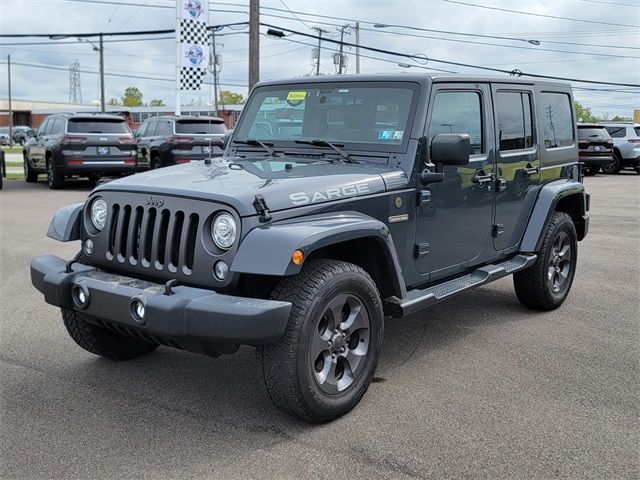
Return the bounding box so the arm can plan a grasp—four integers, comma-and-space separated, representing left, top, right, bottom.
175, 0, 181, 115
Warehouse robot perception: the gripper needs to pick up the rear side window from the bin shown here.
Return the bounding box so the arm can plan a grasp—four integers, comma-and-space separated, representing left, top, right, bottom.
155, 121, 172, 136
540, 92, 574, 148
605, 126, 627, 138
427, 91, 483, 155
495, 91, 534, 151
67, 119, 130, 134
175, 120, 226, 135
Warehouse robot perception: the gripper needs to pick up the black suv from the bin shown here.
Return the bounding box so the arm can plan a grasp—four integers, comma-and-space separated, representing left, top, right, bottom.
31, 75, 589, 422
134, 115, 226, 169
23, 113, 136, 189
577, 123, 614, 176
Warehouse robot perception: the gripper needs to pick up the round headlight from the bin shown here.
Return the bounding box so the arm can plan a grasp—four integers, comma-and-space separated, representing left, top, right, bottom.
90, 198, 108, 231
212, 213, 237, 250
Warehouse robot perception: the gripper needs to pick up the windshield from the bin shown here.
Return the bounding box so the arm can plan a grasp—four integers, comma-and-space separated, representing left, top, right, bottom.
0, 128, 8, 134
234, 82, 418, 150
175, 120, 226, 135
67, 119, 131, 134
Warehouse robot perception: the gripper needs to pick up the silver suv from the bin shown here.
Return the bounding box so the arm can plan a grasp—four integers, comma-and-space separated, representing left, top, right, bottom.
600, 123, 640, 174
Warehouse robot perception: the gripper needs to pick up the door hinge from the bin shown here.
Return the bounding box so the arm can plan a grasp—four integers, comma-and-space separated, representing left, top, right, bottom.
492, 224, 504, 237
415, 243, 430, 257
416, 189, 432, 206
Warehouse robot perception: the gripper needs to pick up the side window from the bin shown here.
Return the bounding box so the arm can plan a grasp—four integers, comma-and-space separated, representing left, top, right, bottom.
38, 119, 50, 136
539, 92, 574, 148
605, 126, 626, 138
52, 118, 65, 135
427, 91, 483, 155
146, 122, 158, 136
136, 122, 148, 137
155, 121, 172, 136
495, 91, 534, 151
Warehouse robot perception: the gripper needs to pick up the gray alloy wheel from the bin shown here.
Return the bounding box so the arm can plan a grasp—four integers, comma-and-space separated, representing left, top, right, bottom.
46, 159, 64, 189
547, 231, 572, 294
311, 293, 371, 394
151, 156, 162, 169
601, 152, 621, 174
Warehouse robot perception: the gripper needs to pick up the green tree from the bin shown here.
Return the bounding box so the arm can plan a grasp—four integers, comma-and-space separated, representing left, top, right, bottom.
611, 115, 632, 122
107, 97, 121, 106
219, 90, 244, 105
149, 99, 166, 107
122, 86, 144, 107
574, 101, 596, 123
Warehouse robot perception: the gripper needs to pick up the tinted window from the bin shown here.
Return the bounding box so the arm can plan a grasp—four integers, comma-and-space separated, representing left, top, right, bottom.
155, 121, 172, 136
67, 119, 130, 134
495, 91, 534, 151
633, 127, 640, 137
235, 83, 417, 148
40, 119, 52, 135
175, 120, 226, 134
578, 127, 611, 139
427, 91, 483, 155
52, 118, 65, 135
540, 92, 574, 148
136, 122, 148, 137
145, 122, 158, 136
605, 126, 626, 138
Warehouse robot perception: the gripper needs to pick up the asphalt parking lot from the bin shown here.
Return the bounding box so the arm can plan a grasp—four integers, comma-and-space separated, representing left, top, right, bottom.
0, 174, 638, 479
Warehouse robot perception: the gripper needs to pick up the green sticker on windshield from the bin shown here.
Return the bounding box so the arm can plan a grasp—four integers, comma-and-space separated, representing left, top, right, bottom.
286, 91, 307, 101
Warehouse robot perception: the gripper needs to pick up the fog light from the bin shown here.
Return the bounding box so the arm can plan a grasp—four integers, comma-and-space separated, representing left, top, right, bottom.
130, 299, 146, 323
84, 239, 94, 255
214, 260, 229, 280
72, 285, 90, 309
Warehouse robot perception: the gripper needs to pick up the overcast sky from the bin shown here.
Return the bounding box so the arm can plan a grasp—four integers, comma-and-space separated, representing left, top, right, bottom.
0, 0, 638, 117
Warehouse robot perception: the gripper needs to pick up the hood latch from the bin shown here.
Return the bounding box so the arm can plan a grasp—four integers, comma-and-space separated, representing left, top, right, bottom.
252, 194, 272, 223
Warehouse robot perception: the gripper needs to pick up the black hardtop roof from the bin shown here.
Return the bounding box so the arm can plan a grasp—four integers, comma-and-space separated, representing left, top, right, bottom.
149, 114, 225, 123
254, 73, 570, 90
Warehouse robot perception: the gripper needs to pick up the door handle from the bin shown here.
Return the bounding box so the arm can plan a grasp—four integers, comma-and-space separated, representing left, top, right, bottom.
524, 164, 539, 176
472, 171, 495, 185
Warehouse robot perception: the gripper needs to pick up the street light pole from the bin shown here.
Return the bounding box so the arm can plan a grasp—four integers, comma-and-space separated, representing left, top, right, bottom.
99, 33, 105, 112
7, 55, 13, 147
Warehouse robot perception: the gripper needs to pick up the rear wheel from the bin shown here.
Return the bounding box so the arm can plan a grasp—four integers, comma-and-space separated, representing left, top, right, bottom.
46, 158, 65, 189
514, 212, 577, 311
24, 155, 38, 183
257, 260, 383, 423
601, 151, 622, 174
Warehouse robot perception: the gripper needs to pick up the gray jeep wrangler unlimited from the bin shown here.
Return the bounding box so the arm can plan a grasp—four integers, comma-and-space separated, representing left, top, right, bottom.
31, 75, 589, 423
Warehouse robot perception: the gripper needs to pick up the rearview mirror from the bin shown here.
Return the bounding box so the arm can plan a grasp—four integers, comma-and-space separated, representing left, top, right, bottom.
430, 133, 470, 166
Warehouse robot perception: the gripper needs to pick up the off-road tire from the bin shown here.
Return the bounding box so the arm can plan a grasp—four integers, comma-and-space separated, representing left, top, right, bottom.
257, 260, 384, 423
514, 211, 577, 311
62, 309, 159, 360
602, 151, 622, 174
24, 155, 38, 183
46, 158, 65, 189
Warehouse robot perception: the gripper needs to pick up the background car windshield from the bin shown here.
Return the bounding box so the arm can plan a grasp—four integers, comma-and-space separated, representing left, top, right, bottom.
67, 119, 131, 134
235, 84, 416, 147
175, 120, 226, 134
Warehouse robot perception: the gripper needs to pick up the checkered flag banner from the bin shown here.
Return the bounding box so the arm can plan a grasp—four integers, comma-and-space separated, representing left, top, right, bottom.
178, 0, 209, 91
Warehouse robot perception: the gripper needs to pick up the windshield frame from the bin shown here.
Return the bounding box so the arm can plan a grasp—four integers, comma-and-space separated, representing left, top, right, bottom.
233, 81, 421, 154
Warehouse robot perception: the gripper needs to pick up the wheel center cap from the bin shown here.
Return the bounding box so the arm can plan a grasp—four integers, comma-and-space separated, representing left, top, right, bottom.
329, 334, 344, 352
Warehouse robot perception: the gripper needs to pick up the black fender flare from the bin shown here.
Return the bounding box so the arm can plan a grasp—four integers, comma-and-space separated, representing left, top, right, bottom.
231, 211, 407, 299
520, 179, 589, 252
47, 202, 85, 242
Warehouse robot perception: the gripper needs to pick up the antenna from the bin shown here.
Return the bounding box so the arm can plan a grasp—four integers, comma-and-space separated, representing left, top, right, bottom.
69, 59, 82, 104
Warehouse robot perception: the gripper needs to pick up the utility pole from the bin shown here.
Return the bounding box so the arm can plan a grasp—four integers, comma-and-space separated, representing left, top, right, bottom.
7, 55, 13, 148
312, 27, 326, 76
337, 26, 346, 74
99, 33, 105, 112
248, 0, 259, 90
355, 22, 360, 74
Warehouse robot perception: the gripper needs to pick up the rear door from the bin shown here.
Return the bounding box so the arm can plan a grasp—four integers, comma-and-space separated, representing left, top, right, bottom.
65, 118, 134, 162
491, 85, 540, 252
174, 119, 227, 157
30, 118, 50, 169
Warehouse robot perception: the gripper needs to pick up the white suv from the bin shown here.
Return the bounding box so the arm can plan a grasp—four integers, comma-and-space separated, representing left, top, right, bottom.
600, 123, 640, 174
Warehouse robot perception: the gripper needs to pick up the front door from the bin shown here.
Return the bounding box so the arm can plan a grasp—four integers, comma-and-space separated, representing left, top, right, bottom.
490, 85, 540, 251
415, 84, 495, 280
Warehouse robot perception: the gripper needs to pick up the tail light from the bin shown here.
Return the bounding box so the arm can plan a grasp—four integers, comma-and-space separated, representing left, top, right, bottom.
124, 160, 136, 165
118, 136, 135, 144
165, 136, 193, 144
62, 135, 87, 144
606, 139, 614, 147
176, 158, 191, 164
578, 139, 589, 149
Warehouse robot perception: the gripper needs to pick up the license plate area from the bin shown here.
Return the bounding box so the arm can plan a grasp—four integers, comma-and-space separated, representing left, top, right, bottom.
202, 146, 212, 154
97, 146, 110, 155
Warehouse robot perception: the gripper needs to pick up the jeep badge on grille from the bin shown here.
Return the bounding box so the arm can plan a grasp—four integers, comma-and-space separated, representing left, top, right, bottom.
145, 196, 164, 207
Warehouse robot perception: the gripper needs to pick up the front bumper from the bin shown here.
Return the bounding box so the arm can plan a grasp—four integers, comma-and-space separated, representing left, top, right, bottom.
31, 255, 292, 353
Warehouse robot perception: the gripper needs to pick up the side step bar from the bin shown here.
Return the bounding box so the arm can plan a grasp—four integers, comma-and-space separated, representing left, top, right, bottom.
384, 254, 537, 318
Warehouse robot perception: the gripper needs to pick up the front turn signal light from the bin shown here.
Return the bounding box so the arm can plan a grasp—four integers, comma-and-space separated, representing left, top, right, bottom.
292, 250, 304, 266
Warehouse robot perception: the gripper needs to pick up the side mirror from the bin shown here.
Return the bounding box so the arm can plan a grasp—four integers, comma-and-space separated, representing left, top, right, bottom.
222, 129, 234, 148
430, 133, 470, 166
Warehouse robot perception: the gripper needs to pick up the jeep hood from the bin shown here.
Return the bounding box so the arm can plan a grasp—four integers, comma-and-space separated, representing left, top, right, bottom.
95, 156, 409, 217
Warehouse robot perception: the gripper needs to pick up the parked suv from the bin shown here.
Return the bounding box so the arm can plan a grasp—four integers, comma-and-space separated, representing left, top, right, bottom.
23, 113, 137, 189
600, 123, 640, 174
135, 115, 226, 169
577, 123, 614, 176
31, 75, 589, 422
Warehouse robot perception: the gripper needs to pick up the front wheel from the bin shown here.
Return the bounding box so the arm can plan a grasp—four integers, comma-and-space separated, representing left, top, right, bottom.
514, 212, 577, 311
257, 260, 384, 423
151, 156, 162, 169
24, 156, 38, 182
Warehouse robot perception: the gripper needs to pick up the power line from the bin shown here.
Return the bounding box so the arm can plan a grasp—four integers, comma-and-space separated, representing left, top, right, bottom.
574, 0, 640, 7
277, 0, 311, 29
437, 0, 640, 28
262, 23, 640, 88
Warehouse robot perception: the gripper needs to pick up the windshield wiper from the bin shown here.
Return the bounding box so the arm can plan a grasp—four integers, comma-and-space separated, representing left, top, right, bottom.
233, 138, 277, 156
294, 140, 354, 163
